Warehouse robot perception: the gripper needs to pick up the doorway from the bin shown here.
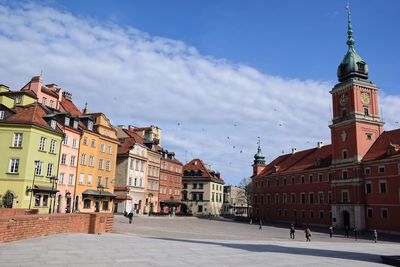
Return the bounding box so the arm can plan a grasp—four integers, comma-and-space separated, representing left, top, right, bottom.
342, 210, 350, 228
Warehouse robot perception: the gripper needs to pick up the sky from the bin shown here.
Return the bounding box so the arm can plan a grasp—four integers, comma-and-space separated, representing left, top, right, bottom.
0, 0, 399, 185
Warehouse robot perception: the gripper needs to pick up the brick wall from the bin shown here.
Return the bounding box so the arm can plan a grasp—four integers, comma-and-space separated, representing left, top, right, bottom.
0, 208, 38, 216
0, 212, 114, 243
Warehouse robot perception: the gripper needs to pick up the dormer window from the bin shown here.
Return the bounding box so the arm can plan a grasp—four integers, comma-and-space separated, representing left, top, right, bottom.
0, 110, 4, 120
364, 108, 369, 116
15, 96, 22, 104
357, 62, 365, 73
87, 121, 93, 131
73, 120, 78, 129
42, 97, 47, 105
50, 120, 56, 129
49, 100, 55, 108
64, 117, 70, 126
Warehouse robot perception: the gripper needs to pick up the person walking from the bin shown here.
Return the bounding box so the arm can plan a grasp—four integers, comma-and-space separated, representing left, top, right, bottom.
290, 224, 296, 239
259, 219, 263, 230
373, 229, 378, 243
345, 225, 349, 238
128, 209, 134, 224
305, 227, 311, 242
353, 227, 358, 241
329, 225, 333, 238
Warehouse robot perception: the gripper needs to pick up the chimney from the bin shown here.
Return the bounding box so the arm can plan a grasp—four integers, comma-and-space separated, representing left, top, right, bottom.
82, 102, 88, 114
26, 76, 43, 95
317, 141, 324, 148
62, 91, 72, 101
128, 125, 135, 132
291, 148, 297, 154
117, 125, 126, 129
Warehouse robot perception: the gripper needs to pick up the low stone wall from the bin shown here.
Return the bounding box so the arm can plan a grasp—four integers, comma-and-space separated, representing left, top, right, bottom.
0, 212, 114, 243
0, 208, 38, 216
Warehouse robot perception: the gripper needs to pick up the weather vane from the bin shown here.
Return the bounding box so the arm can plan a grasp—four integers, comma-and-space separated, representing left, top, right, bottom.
257, 136, 261, 147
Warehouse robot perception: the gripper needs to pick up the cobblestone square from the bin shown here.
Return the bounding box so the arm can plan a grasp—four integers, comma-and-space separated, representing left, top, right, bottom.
0, 216, 399, 266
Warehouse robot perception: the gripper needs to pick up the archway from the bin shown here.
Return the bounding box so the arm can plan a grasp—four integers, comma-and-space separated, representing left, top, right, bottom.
342, 210, 350, 228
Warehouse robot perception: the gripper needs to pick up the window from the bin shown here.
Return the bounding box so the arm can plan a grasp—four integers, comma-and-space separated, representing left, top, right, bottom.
47, 163, 54, 177
87, 121, 93, 131
128, 177, 132, 186
364, 167, 371, 175
59, 173, 65, 184
309, 175, 313, 183
39, 137, 46, 151
301, 193, 306, 204
105, 177, 109, 188
87, 175, 92, 186
342, 108, 347, 117
64, 117, 70, 126
283, 193, 287, 204
107, 145, 112, 154
9, 159, 19, 173
91, 139, 96, 148
73, 120, 78, 129
0, 110, 4, 119
379, 181, 387, 193
135, 160, 139, 170
35, 194, 41, 207
63, 135, 69, 146
364, 108, 369, 116
140, 161, 144, 172
61, 154, 67, 165
15, 96, 22, 104
291, 193, 296, 203
35, 161, 43, 176
13, 133, 23, 148
42, 97, 47, 105
276, 179, 279, 186
378, 166, 385, 173
365, 183, 372, 194
301, 210, 305, 218
319, 174, 323, 182
328, 192, 333, 204
310, 211, 314, 218
342, 170, 348, 179
342, 190, 349, 203
102, 201, 109, 211
139, 178, 142, 187
100, 143, 105, 152
50, 120, 57, 129
134, 178, 137, 187
381, 209, 388, 219
342, 149, 348, 160
98, 176, 102, 187
83, 199, 91, 209
72, 138, 78, 148
193, 183, 198, 189
79, 173, 85, 185
49, 140, 56, 153
89, 155, 94, 167
319, 211, 324, 219
199, 183, 203, 189
49, 100, 54, 108
83, 137, 88, 145
81, 154, 86, 165
367, 208, 373, 218
366, 133, 372, 140
309, 193, 314, 204
301, 176, 305, 184
318, 192, 324, 204
291, 177, 295, 184
68, 174, 74, 185
99, 159, 104, 170
70, 156, 76, 167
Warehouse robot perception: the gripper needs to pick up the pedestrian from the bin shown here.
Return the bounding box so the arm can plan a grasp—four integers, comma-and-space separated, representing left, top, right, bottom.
329, 225, 333, 238
249, 218, 253, 225
128, 209, 134, 224
259, 219, 262, 230
290, 224, 296, 239
373, 229, 378, 243
345, 225, 349, 238
305, 227, 311, 242
353, 227, 358, 241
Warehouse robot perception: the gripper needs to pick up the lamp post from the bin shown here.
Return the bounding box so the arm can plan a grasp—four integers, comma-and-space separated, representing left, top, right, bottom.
49, 176, 58, 214
148, 193, 153, 216
29, 161, 39, 210
96, 185, 104, 212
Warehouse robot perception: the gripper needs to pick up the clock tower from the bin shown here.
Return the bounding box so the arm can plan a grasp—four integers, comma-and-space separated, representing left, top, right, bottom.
329, 3, 384, 165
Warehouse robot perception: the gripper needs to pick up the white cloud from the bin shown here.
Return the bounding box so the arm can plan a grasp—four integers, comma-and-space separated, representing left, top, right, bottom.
0, 2, 398, 184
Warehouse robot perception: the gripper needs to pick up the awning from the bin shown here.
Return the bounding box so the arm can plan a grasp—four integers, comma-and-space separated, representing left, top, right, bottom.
115, 194, 132, 200
29, 185, 59, 193
82, 189, 116, 198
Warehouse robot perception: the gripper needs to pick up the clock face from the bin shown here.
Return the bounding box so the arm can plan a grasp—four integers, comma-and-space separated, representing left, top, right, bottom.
340, 94, 348, 106
361, 92, 370, 105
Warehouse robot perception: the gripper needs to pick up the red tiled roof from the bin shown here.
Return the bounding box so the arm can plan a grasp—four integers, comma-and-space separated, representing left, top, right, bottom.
258, 145, 332, 177
41, 87, 59, 98
60, 98, 82, 116
118, 131, 145, 155
363, 129, 400, 162
122, 129, 144, 144
183, 158, 224, 184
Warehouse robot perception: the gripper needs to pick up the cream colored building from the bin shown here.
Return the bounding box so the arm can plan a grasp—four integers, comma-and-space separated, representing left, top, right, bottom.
222, 185, 249, 217
182, 159, 224, 216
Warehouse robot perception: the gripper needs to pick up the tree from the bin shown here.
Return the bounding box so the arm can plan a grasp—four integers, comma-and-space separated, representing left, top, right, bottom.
1, 190, 15, 208
238, 177, 254, 218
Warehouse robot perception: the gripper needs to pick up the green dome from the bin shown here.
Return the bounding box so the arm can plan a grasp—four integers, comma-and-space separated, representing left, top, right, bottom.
254, 145, 265, 165
337, 2, 369, 82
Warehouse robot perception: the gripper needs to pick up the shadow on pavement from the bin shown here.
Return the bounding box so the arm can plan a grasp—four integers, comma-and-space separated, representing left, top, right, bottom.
150, 237, 383, 264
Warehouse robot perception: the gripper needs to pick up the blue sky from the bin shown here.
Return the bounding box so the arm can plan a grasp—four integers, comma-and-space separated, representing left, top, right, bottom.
51, 0, 400, 93
0, 1, 399, 185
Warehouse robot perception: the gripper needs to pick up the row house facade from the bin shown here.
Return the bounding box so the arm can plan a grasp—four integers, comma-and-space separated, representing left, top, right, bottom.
182, 159, 224, 215
222, 185, 249, 217
159, 150, 183, 214
251, 7, 400, 233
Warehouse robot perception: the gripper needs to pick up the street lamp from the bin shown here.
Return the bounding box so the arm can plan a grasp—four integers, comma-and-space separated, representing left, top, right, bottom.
96, 185, 104, 212
49, 176, 58, 214
29, 161, 39, 210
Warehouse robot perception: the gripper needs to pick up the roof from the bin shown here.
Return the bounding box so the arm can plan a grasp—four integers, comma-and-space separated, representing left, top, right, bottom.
118, 129, 145, 155
60, 97, 82, 116
82, 189, 116, 198
257, 145, 332, 177
183, 159, 224, 184
362, 129, 400, 162
0, 102, 63, 134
